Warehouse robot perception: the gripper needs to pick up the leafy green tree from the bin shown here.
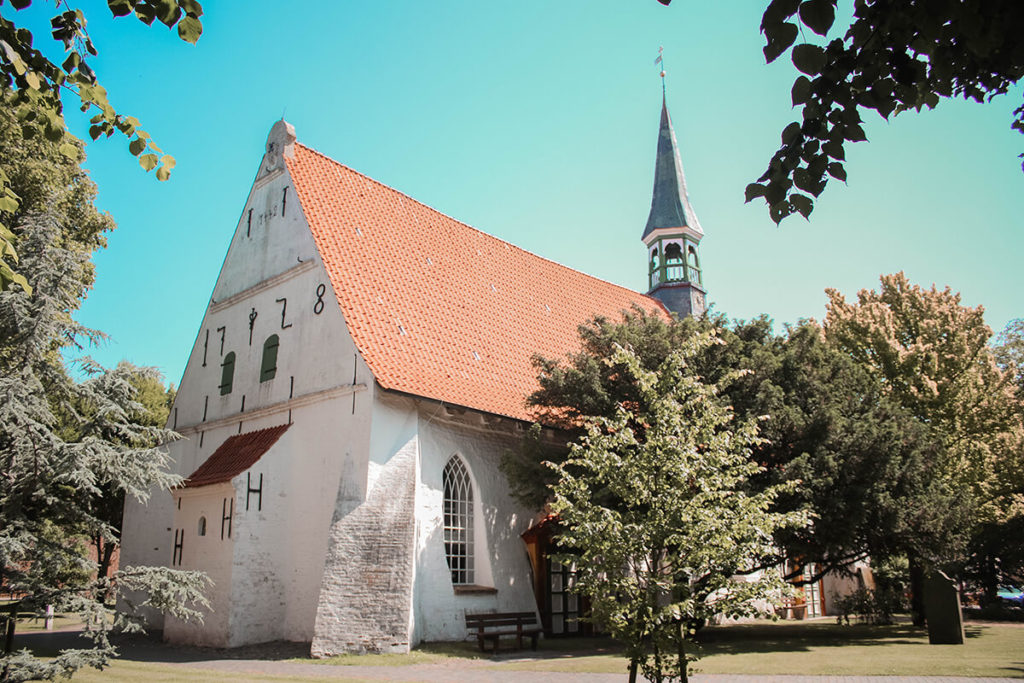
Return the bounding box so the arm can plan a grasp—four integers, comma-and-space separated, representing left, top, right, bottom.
549, 333, 806, 683
824, 272, 1018, 621
965, 319, 1024, 603
751, 321, 955, 581
506, 311, 943, 587
658, 0, 1024, 223
0, 99, 206, 682
0, 0, 204, 291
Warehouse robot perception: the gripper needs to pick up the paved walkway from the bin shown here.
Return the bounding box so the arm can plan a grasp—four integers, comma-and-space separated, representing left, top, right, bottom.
12, 627, 1022, 682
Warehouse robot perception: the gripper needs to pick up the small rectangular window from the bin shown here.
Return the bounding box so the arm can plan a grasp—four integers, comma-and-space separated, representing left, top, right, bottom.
260, 334, 279, 382
220, 352, 236, 395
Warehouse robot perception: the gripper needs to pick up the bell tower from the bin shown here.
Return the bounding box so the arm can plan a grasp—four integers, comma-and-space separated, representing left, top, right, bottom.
642, 91, 706, 318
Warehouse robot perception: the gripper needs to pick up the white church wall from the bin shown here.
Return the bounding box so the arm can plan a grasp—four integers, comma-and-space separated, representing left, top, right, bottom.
120, 131, 379, 646
227, 391, 373, 647
311, 390, 417, 656
413, 409, 539, 644
163, 482, 235, 647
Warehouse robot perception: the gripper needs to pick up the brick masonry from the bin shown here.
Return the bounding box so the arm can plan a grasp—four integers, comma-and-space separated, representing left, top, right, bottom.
310, 439, 417, 656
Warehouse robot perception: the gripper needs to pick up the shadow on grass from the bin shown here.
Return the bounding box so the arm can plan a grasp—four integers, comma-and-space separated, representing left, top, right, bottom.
692, 621, 930, 656
417, 636, 624, 662
12, 629, 311, 664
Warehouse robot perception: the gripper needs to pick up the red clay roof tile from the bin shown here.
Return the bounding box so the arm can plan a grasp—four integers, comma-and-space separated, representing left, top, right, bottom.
183, 424, 290, 488
286, 143, 667, 422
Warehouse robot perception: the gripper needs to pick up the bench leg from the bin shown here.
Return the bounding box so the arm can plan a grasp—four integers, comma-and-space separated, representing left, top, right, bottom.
530, 633, 539, 651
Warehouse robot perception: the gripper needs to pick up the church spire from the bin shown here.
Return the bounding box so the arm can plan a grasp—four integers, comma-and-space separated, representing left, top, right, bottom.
642, 88, 707, 318
643, 94, 702, 241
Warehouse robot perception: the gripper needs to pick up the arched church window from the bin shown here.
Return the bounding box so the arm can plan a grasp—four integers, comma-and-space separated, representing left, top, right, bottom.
197, 516, 207, 537
220, 352, 236, 396
443, 455, 474, 585
664, 243, 683, 263
260, 334, 279, 382
687, 245, 699, 268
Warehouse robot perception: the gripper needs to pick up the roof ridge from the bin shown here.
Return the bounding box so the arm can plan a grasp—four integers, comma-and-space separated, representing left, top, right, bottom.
293, 142, 663, 308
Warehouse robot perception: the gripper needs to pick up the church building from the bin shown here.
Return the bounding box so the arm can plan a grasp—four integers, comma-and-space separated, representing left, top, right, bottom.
119, 95, 709, 654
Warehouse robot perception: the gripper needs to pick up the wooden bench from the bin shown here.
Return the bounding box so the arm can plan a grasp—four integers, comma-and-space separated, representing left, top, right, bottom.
465, 611, 541, 652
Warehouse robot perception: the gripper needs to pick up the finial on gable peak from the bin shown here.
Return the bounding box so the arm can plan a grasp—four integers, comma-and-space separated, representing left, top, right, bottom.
267, 119, 296, 157
262, 119, 296, 174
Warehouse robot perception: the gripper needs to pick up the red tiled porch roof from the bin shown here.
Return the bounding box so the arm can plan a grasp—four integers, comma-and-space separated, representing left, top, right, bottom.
286, 143, 667, 422
182, 424, 290, 488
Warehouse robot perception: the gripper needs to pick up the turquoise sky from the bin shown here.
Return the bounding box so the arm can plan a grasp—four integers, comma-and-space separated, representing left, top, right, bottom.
30, 1, 1024, 386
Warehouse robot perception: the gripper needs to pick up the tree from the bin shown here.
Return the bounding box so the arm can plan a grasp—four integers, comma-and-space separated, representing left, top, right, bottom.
549, 333, 806, 683
659, 0, 1024, 224
505, 310, 944, 587
54, 363, 177, 584
823, 272, 1019, 621
750, 320, 954, 582
0, 0, 204, 291
0, 99, 206, 681
965, 319, 1024, 603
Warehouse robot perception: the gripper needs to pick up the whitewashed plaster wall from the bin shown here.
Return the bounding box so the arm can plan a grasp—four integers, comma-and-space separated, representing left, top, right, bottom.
120, 123, 375, 645
163, 482, 235, 646
412, 406, 539, 644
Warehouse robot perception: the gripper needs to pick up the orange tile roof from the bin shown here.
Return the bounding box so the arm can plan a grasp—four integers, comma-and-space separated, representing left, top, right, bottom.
286, 143, 667, 422
183, 424, 290, 488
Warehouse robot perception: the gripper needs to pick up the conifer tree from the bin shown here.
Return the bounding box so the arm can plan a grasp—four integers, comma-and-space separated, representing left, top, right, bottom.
0, 107, 207, 680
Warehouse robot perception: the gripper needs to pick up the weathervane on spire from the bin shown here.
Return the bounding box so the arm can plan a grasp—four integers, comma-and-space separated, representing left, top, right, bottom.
655, 46, 666, 95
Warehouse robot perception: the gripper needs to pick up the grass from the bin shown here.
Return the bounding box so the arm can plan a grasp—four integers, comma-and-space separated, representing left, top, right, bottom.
11, 618, 1024, 680
492, 620, 1024, 677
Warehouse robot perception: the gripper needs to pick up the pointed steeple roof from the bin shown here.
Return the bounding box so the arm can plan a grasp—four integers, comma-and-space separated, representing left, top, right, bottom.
642, 95, 702, 240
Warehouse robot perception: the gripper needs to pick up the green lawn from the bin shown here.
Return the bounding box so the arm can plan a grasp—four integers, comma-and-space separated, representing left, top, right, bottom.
15, 619, 1024, 680
492, 621, 1024, 677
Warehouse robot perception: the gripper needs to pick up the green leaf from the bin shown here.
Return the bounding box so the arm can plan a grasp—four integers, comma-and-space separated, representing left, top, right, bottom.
798, 0, 835, 36
791, 76, 812, 106
129, 137, 146, 156
107, 0, 134, 17
58, 142, 81, 161
180, 0, 204, 16
0, 196, 19, 213
744, 183, 767, 203
792, 43, 826, 75
793, 167, 815, 193
790, 193, 814, 219
155, 164, 171, 181
822, 139, 845, 160
844, 123, 867, 142
10, 0, 32, 9
827, 162, 846, 181
135, 3, 156, 25
763, 22, 798, 63
159, 154, 176, 170
176, 15, 202, 43
23, 70, 40, 90
781, 121, 802, 145
139, 153, 159, 171
154, 0, 181, 27
43, 123, 64, 142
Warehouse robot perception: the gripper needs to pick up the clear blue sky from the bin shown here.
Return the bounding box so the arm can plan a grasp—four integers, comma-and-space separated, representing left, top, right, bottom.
29, 1, 1024, 387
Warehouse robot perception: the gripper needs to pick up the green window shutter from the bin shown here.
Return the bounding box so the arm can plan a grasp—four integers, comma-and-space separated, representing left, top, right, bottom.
220, 352, 235, 395
260, 335, 279, 382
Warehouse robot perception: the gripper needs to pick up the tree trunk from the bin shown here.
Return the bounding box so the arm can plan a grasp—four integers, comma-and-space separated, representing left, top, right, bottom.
2, 602, 16, 682
628, 657, 638, 683
909, 554, 926, 627
678, 624, 688, 683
